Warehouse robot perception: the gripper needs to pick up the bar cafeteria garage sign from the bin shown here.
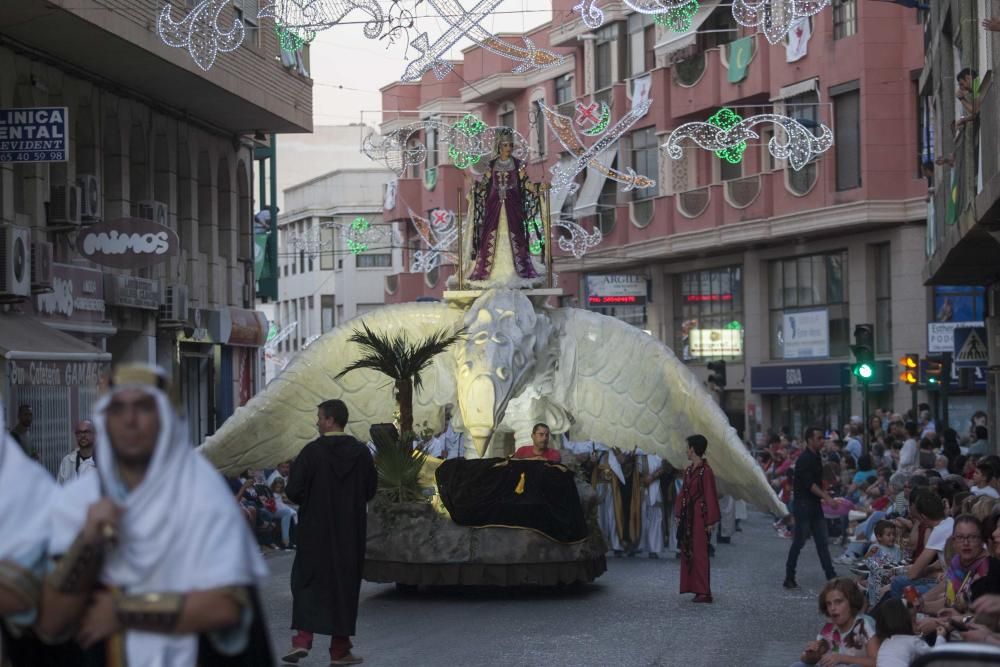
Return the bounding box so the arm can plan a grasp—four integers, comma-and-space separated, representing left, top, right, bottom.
77, 218, 178, 269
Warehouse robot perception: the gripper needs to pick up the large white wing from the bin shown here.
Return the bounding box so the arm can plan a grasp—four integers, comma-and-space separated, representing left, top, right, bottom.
200, 303, 464, 474
552, 308, 785, 515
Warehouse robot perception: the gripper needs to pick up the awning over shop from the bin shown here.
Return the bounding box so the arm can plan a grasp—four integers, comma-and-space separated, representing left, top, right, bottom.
770, 77, 819, 102
0, 313, 111, 361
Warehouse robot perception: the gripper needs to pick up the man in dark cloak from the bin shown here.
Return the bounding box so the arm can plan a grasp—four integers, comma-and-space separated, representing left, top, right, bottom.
283, 399, 377, 666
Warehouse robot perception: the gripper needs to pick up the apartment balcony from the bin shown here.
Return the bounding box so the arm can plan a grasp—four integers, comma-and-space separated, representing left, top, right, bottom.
720, 35, 770, 103
670, 48, 723, 118
384, 268, 452, 304
385, 178, 424, 222
0, 0, 312, 133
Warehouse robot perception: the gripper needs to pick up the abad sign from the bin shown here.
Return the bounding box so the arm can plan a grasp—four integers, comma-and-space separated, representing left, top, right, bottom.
77, 217, 178, 269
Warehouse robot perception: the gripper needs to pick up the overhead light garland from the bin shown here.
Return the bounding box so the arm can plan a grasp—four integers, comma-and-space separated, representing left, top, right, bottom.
733, 0, 830, 45
158, 0, 245, 71
708, 108, 747, 164
576, 0, 827, 43
407, 206, 459, 273
346, 216, 372, 255
275, 23, 315, 52
363, 120, 529, 175
653, 0, 700, 32
662, 110, 834, 171
538, 99, 657, 195
554, 217, 603, 259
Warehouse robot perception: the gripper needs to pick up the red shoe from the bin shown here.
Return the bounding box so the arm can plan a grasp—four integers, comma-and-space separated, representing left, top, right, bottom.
693, 594, 713, 603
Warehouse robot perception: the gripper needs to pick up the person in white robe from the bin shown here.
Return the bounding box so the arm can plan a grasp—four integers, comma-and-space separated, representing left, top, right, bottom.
638, 453, 665, 558
592, 446, 625, 554
38, 364, 272, 666
717, 494, 736, 543
0, 401, 56, 663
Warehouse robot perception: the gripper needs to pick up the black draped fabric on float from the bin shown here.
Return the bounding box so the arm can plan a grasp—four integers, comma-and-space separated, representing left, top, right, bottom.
435, 458, 587, 542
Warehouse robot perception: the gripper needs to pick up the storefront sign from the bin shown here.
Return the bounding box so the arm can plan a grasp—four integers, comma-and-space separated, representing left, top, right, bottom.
782, 309, 828, 359
689, 329, 743, 357
104, 275, 161, 310
77, 218, 178, 269
33, 264, 107, 324
928, 321, 984, 353
586, 274, 647, 306
7, 359, 108, 387
0, 107, 69, 162
751, 363, 847, 394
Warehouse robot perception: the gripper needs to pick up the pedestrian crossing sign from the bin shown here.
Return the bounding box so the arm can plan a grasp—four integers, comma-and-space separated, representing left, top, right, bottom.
954, 326, 988, 367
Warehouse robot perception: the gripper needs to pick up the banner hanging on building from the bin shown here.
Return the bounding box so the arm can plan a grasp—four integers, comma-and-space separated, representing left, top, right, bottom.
727, 37, 753, 83
782, 309, 829, 359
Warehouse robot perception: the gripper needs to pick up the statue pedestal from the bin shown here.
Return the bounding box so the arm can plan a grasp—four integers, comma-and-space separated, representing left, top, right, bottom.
443, 287, 564, 309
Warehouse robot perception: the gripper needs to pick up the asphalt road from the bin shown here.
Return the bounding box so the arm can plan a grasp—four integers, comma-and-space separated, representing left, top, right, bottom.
260, 511, 845, 666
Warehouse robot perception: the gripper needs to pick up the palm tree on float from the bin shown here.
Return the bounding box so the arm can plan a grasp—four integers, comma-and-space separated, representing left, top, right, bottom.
335, 322, 463, 438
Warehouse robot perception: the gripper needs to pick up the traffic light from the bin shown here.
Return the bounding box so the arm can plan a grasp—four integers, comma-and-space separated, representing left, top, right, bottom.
925, 355, 951, 386
707, 359, 727, 389
851, 324, 875, 384
899, 353, 919, 385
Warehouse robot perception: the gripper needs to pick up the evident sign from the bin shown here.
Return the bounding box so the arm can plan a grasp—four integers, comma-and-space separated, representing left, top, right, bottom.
0, 107, 69, 162
77, 217, 179, 269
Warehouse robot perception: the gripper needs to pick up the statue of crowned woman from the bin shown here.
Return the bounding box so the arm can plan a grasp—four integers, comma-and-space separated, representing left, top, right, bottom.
463, 129, 547, 288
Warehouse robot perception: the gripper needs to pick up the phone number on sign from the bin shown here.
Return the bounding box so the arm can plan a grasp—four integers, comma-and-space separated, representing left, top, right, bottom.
0, 150, 66, 162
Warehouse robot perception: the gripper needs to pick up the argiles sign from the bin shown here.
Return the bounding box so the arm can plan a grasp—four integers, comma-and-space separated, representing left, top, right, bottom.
77, 217, 179, 269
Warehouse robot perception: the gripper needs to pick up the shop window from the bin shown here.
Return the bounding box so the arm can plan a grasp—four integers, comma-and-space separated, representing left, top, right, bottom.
768, 250, 849, 360
874, 243, 891, 354
674, 266, 744, 361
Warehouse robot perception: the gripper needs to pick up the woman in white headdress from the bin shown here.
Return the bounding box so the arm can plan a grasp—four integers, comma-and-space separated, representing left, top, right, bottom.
38, 364, 273, 666
0, 401, 57, 666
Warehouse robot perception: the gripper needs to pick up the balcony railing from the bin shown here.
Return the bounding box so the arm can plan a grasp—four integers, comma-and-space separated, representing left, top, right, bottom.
724, 175, 761, 209
677, 187, 711, 218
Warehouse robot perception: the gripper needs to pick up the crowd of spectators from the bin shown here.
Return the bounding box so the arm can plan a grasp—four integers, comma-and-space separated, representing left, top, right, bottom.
762, 408, 1000, 663
228, 461, 297, 552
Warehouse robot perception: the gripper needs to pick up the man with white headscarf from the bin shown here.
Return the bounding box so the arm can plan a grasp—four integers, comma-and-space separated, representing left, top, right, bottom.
638, 452, 665, 558
37, 364, 273, 666
0, 401, 56, 666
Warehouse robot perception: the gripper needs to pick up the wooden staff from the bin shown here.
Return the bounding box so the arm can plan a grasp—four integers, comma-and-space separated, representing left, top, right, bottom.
456, 186, 464, 290
543, 183, 553, 289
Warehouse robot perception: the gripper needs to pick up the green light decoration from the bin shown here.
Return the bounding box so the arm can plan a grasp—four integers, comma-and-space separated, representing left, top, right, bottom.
654, 1, 700, 32
449, 114, 488, 169
275, 24, 315, 53
724, 320, 742, 330
347, 216, 370, 255
707, 107, 747, 164
581, 103, 611, 137
525, 218, 544, 255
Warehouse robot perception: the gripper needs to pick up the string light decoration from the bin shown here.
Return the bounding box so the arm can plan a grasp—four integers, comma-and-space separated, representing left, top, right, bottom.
346, 216, 371, 255
577, 0, 826, 43
708, 108, 747, 164
286, 228, 333, 260
662, 111, 834, 171
363, 120, 529, 175
407, 206, 460, 273
260, 0, 385, 37
576, 102, 611, 137
448, 114, 488, 169
554, 217, 603, 259
525, 219, 545, 255
275, 23, 315, 52
733, 0, 830, 45
538, 99, 657, 195
158, 0, 245, 71
653, 0, 700, 32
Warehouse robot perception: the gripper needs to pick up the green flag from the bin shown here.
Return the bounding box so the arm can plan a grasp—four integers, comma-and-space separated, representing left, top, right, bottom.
254, 232, 269, 281
727, 37, 753, 84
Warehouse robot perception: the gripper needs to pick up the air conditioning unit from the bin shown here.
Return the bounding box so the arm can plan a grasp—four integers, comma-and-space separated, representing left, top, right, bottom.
0, 224, 32, 298
30, 241, 53, 293
76, 174, 102, 220
134, 200, 169, 227
49, 184, 82, 226
158, 284, 189, 326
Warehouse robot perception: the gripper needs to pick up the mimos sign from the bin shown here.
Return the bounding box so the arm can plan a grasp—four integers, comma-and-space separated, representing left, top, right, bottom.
77, 217, 179, 269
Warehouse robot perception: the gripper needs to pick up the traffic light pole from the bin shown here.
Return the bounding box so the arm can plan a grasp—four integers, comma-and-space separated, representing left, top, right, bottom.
941, 352, 951, 432
861, 383, 869, 456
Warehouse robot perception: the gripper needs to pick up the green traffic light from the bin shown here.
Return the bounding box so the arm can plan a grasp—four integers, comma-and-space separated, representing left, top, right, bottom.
858, 363, 873, 380
928, 376, 938, 384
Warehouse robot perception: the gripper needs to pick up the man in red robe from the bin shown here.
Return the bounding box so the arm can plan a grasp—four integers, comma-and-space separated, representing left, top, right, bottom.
674, 434, 721, 603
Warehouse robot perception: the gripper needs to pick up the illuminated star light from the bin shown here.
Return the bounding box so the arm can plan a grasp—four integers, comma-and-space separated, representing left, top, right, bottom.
732, 0, 831, 45
708, 108, 747, 164
662, 112, 834, 171
653, 0, 700, 32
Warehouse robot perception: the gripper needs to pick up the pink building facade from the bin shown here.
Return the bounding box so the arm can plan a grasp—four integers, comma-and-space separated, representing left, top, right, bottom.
378, 1, 951, 439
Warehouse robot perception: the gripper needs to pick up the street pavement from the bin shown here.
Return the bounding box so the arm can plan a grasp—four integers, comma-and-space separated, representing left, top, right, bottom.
261, 511, 848, 666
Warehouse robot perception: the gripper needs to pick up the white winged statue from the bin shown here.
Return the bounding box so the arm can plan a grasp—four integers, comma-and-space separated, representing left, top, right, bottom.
200, 289, 785, 515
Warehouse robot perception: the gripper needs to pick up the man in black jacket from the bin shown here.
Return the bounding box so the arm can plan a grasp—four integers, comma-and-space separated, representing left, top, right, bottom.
784, 426, 841, 589
282, 399, 377, 666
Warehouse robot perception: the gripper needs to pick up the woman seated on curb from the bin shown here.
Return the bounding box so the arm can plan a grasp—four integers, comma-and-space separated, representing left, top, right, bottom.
940, 510, 1000, 645
889, 490, 953, 601
915, 514, 989, 628
791, 578, 877, 667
